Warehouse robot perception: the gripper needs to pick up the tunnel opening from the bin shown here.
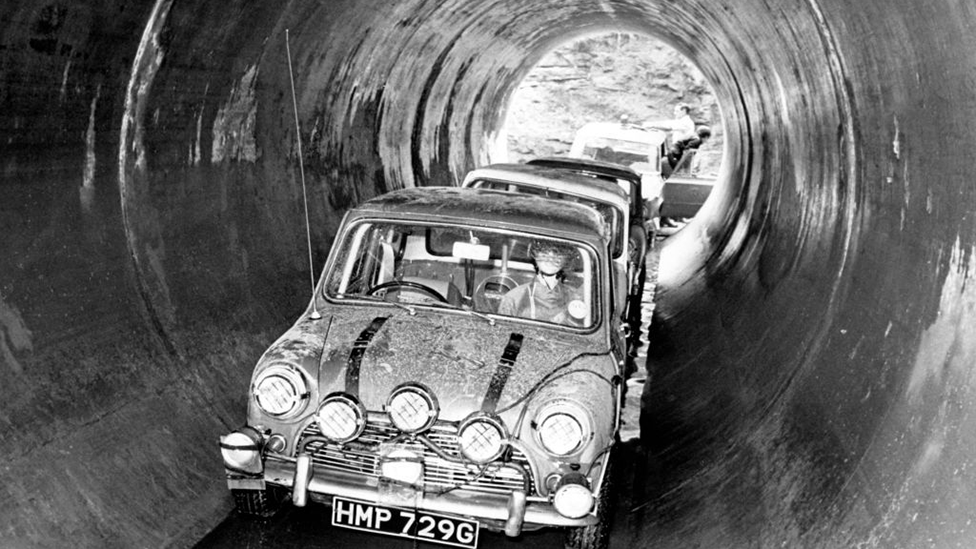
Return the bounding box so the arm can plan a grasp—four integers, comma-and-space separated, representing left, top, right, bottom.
500, 31, 727, 239
502, 32, 723, 162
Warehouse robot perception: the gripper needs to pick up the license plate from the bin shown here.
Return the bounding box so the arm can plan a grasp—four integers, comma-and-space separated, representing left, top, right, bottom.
332, 497, 480, 548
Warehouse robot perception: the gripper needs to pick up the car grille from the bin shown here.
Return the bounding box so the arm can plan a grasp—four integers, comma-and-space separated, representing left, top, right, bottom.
297, 418, 535, 496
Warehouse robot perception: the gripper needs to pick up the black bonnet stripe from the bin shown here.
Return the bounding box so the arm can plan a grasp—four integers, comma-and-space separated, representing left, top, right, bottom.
481, 333, 524, 413
345, 317, 389, 397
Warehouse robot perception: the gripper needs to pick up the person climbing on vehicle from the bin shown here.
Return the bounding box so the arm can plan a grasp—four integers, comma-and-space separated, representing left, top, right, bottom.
667, 125, 712, 170
497, 241, 585, 325
645, 103, 696, 145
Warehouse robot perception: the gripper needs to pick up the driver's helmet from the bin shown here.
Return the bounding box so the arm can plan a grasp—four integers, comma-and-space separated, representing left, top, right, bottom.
529, 241, 576, 276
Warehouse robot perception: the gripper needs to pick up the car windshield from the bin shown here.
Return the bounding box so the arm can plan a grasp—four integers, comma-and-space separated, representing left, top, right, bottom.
569, 125, 665, 180
324, 220, 600, 329
580, 137, 654, 166
464, 178, 623, 259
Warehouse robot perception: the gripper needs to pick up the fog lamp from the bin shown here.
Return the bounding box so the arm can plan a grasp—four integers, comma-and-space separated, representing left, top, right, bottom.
220, 428, 263, 474
387, 383, 438, 434
457, 413, 507, 464
317, 393, 366, 443
552, 472, 594, 519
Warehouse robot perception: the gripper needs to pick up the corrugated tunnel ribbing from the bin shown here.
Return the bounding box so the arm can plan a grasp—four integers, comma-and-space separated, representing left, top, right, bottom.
0, 0, 974, 547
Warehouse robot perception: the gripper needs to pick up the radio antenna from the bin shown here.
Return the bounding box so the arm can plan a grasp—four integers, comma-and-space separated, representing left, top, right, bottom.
285, 29, 321, 320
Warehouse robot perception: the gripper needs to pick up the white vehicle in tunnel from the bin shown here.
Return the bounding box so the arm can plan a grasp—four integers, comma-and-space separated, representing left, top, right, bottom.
220, 186, 626, 549
568, 121, 668, 204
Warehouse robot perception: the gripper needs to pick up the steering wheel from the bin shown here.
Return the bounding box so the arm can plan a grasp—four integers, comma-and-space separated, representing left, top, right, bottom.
473, 274, 520, 313
366, 280, 448, 303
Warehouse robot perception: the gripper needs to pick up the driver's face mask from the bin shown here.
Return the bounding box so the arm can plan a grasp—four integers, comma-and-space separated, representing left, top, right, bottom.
534, 253, 566, 276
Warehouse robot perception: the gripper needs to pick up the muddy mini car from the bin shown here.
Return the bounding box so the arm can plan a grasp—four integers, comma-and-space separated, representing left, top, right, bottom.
220, 187, 627, 549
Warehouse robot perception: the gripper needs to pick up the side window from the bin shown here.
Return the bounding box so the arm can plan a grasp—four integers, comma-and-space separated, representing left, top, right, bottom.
328, 224, 403, 295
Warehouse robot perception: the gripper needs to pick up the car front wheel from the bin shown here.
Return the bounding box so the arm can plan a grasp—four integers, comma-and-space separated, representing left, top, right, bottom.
565, 448, 615, 549
232, 487, 286, 519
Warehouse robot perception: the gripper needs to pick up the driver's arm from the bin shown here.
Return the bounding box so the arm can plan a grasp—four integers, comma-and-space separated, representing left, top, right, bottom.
497, 284, 527, 317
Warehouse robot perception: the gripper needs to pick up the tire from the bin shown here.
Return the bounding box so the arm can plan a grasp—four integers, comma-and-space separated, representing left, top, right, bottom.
627, 262, 647, 327
624, 263, 647, 379
565, 447, 615, 549
232, 486, 286, 518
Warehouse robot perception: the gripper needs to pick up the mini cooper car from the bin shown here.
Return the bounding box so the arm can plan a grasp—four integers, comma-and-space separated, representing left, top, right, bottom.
525, 156, 653, 226
220, 187, 627, 549
461, 163, 646, 370
524, 155, 660, 240
567, 121, 667, 203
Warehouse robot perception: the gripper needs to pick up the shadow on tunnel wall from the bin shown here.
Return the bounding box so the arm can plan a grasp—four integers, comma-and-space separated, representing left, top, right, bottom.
0, 0, 974, 548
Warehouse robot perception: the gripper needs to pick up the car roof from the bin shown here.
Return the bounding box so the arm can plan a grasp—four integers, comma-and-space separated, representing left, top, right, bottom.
526, 156, 643, 185
461, 163, 629, 211
352, 186, 610, 243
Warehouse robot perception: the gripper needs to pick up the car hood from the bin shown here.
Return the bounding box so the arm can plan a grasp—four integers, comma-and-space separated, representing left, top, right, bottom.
314, 308, 614, 421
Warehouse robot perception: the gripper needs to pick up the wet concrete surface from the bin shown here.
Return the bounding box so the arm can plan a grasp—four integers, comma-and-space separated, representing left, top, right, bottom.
3, 1, 976, 548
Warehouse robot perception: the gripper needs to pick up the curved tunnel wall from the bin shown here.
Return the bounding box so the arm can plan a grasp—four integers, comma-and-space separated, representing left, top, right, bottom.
1, 0, 974, 547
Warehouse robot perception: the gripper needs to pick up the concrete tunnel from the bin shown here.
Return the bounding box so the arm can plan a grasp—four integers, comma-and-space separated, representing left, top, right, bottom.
1, 0, 974, 547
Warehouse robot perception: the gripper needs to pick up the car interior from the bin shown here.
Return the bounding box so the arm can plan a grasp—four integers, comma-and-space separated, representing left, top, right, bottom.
326, 221, 597, 327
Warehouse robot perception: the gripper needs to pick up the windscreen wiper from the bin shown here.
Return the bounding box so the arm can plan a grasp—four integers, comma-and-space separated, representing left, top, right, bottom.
333, 293, 417, 315
422, 300, 497, 326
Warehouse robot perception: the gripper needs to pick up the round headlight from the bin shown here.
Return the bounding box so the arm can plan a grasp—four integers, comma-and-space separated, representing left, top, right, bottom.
538, 412, 585, 456
386, 383, 438, 434
317, 393, 367, 443
457, 413, 508, 463
253, 364, 309, 418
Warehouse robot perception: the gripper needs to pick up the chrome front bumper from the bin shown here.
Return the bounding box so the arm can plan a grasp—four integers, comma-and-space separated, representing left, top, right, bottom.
255, 455, 595, 531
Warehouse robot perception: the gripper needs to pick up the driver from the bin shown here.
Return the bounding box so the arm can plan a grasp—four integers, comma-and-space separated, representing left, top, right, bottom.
497, 242, 584, 325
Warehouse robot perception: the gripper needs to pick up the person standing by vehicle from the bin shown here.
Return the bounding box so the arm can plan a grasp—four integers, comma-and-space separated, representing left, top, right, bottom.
645, 103, 698, 170
645, 103, 696, 143
668, 125, 712, 170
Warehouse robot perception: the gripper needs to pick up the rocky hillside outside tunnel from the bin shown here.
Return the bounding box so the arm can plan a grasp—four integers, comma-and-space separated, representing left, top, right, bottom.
503, 33, 721, 165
